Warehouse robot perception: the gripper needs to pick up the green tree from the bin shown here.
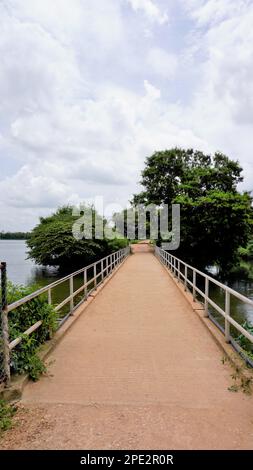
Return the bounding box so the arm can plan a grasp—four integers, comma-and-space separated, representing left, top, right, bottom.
133, 148, 252, 273
27, 206, 110, 271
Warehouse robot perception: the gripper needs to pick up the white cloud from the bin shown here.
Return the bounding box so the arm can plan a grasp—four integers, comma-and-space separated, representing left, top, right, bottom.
147, 47, 178, 78
127, 0, 168, 24
1, 0, 253, 230
177, 0, 253, 188
181, 0, 249, 26
0, 165, 74, 208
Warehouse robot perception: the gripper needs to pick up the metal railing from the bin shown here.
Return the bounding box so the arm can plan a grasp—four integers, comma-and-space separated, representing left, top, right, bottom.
0, 247, 130, 385
155, 246, 253, 353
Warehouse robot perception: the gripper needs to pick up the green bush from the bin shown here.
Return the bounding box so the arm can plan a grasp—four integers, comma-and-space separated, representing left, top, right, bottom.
0, 399, 16, 434
6, 282, 57, 380
107, 237, 129, 252
235, 322, 253, 361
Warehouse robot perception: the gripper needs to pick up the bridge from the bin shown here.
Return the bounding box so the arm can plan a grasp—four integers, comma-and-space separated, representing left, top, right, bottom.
1, 245, 253, 449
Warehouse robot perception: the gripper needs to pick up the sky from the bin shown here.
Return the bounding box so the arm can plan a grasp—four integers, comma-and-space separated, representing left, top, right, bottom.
0, 0, 253, 231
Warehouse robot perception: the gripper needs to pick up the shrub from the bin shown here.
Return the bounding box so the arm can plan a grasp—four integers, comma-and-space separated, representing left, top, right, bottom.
0, 399, 16, 434
6, 282, 57, 380
235, 322, 253, 362
107, 237, 129, 252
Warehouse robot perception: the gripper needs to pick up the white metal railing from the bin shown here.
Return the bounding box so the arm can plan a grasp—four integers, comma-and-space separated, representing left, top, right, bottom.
155, 246, 253, 349
7, 247, 130, 352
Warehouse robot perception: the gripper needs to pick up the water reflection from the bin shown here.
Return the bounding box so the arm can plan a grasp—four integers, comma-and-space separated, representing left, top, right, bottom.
25, 265, 59, 287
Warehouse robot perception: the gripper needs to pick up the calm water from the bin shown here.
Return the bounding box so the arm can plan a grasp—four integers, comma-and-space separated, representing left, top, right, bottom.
0, 240, 59, 286
0, 240, 86, 318
1, 240, 253, 328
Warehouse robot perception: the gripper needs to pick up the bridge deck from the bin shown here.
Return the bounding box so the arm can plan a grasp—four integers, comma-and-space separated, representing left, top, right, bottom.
3, 252, 253, 449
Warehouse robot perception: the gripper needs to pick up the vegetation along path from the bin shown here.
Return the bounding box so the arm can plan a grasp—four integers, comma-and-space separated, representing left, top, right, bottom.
1, 252, 253, 449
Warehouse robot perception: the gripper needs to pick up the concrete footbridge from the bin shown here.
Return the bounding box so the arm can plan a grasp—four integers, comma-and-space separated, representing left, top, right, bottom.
1, 244, 253, 449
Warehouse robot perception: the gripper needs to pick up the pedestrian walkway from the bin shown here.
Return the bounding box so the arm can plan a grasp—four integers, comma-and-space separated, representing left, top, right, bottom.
1, 252, 253, 449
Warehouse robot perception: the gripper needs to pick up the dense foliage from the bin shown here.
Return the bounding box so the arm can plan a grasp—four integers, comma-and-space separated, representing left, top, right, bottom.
7, 283, 57, 380
27, 206, 128, 271
133, 148, 253, 273
238, 239, 253, 261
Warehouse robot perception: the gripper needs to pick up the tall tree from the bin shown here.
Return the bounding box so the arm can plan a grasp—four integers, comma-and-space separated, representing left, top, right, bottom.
27, 206, 121, 271
133, 148, 252, 273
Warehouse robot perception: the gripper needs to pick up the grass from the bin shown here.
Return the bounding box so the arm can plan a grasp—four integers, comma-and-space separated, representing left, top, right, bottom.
0, 399, 17, 435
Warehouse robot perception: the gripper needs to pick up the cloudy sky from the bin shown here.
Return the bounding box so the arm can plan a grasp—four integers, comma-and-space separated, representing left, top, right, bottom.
1, 0, 253, 230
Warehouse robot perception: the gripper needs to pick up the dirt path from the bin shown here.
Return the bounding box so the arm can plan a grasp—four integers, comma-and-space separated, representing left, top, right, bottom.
1, 253, 253, 449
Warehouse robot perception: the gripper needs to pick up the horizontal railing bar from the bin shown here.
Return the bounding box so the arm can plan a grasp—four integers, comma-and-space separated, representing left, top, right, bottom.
70, 262, 118, 301
72, 284, 85, 298
163, 250, 253, 342
6, 247, 130, 354
155, 247, 253, 346
7, 248, 128, 313
227, 315, 253, 342
206, 298, 226, 318
176, 258, 253, 306
57, 257, 125, 324
158, 248, 253, 307
55, 295, 72, 312
9, 320, 42, 350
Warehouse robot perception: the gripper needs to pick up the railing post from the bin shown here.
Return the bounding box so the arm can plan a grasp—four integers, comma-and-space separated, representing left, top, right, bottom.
70, 275, 74, 314
84, 269, 88, 299
47, 287, 53, 338
177, 260, 180, 282
193, 270, 196, 302
94, 263, 97, 290
106, 256, 109, 277
1, 262, 11, 386
48, 288, 52, 305
225, 290, 231, 343
204, 277, 209, 317
184, 265, 187, 291
101, 259, 104, 282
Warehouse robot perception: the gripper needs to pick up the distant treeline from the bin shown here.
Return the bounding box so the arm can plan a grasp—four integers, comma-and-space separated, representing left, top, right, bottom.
0, 232, 31, 240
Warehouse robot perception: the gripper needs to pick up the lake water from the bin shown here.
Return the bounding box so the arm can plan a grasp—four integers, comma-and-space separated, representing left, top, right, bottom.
1, 239, 253, 328
0, 240, 85, 319
0, 240, 60, 286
